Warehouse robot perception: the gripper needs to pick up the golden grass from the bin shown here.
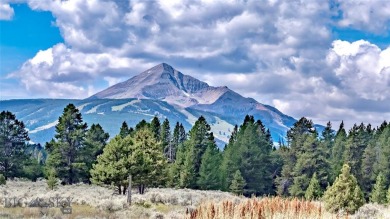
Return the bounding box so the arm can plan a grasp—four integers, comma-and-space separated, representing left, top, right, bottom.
0, 204, 109, 219
186, 197, 349, 219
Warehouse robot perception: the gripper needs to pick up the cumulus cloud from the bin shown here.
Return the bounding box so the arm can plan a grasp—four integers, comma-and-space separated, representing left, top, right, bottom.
336, 0, 390, 34
0, 3, 14, 20
6, 0, 390, 128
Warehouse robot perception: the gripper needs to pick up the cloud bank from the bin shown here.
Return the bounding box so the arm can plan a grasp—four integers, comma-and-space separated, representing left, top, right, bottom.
5, 0, 390, 128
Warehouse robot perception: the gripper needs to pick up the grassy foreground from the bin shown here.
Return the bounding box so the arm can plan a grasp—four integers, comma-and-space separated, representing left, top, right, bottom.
1, 179, 389, 218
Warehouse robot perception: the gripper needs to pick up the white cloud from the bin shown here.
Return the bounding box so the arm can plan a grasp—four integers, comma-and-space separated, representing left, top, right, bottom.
6, 0, 390, 128
0, 3, 14, 20
336, 0, 390, 33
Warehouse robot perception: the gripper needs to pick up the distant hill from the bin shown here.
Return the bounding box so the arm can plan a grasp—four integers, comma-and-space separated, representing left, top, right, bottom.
0, 63, 324, 147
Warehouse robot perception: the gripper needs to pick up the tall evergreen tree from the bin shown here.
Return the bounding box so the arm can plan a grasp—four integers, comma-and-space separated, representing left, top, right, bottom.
276, 117, 315, 196
370, 172, 387, 204
150, 116, 161, 141
305, 172, 322, 200
343, 123, 370, 183
289, 133, 330, 197
79, 124, 109, 182
197, 137, 221, 190
45, 104, 88, 184
161, 119, 172, 158
377, 124, 390, 185
180, 116, 213, 188
239, 121, 273, 195
130, 128, 167, 193
330, 121, 347, 181
119, 121, 133, 138
0, 111, 30, 179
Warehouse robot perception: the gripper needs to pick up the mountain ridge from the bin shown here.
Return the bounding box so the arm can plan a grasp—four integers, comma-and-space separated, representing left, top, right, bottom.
0, 63, 323, 147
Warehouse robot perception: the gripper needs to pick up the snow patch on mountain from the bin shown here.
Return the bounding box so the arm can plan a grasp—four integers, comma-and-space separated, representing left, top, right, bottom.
30, 121, 58, 134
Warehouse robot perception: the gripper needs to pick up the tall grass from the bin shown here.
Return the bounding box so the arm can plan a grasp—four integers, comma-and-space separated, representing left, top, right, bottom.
187, 196, 348, 219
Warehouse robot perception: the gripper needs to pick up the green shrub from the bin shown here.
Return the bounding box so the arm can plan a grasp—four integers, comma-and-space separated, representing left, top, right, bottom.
46, 169, 58, 190
323, 164, 364, 214
387, 187, 390, 204
0, 174, 6, 185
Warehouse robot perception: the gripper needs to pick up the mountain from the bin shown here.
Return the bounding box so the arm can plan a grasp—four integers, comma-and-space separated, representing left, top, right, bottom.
90, 63, 231, 107
0, 63, 323, 148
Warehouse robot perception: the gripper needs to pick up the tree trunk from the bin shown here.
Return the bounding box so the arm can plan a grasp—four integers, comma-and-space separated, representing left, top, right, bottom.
127, 175, 132, 204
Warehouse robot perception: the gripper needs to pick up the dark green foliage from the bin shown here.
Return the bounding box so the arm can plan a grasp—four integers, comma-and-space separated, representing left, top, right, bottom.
150, 116, 161, 141
305, 172, 322, 200
377, 124, 390, 185
119, 121, 132, 138
289, 133, 330, 197
79, 124, 109, 182
197, 137, 222, 190
45, 104, 88, 184
91, 128, 167, 194
161, 119, 171, 157
0, 174, 5, 185
230, 170, 246, 195
330, 121, 347, 182
323, 164, 365, 214
220, 116, 273, 196
0, 111, 30, 179
277, 117, 316, 196
135, 119, 149, 131
370, 172, 387, 204
21, 158, 44, 181
90, 135, 133, 193
343, 123, 370, 184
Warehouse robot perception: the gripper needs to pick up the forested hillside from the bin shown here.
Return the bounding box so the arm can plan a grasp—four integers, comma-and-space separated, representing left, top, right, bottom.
1, 104, 389, 215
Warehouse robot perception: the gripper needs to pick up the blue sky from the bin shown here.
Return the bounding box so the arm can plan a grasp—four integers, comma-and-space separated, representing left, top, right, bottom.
0, 0, 389, 128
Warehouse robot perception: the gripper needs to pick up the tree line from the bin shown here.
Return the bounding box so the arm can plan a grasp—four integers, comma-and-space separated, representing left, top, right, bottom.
1, 104, 389, 213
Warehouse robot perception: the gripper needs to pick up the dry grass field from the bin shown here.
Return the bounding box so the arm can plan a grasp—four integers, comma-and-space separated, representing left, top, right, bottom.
0, 179, 389, 219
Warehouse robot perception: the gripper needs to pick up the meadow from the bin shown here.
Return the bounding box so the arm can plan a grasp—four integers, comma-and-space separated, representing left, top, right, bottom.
1, 179, 389, 219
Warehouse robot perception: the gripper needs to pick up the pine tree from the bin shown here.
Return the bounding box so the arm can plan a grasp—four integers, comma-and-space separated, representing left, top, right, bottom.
197, 139, 221, 190
289, 133, 330, 197
150, 116, 161, 141
343, 123, 370, 183
180, 116, 213, 189
377, 124, 390, 185
130, 128, 167, 193
220, 125, 239, 191
90, 135, 133, 194
323, 164, 365, 214
239, 120, 273, 195
361, 141, 379, 198
135, 119, 149, 131
91, 128, 167, 194
277, 117, 315, 196
330, 121, 347, 181
119, 121, 132, 138
161, 119, 171, 158
45, 104, 88, 184
370, 172, 387, 204
305, 173, 322, 200
0, 111, 30, 179
79, 124, 109, 182
230, 170, 246, 195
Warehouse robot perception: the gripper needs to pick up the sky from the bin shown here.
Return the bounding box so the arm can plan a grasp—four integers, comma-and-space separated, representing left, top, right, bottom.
0, 0, 389, 130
